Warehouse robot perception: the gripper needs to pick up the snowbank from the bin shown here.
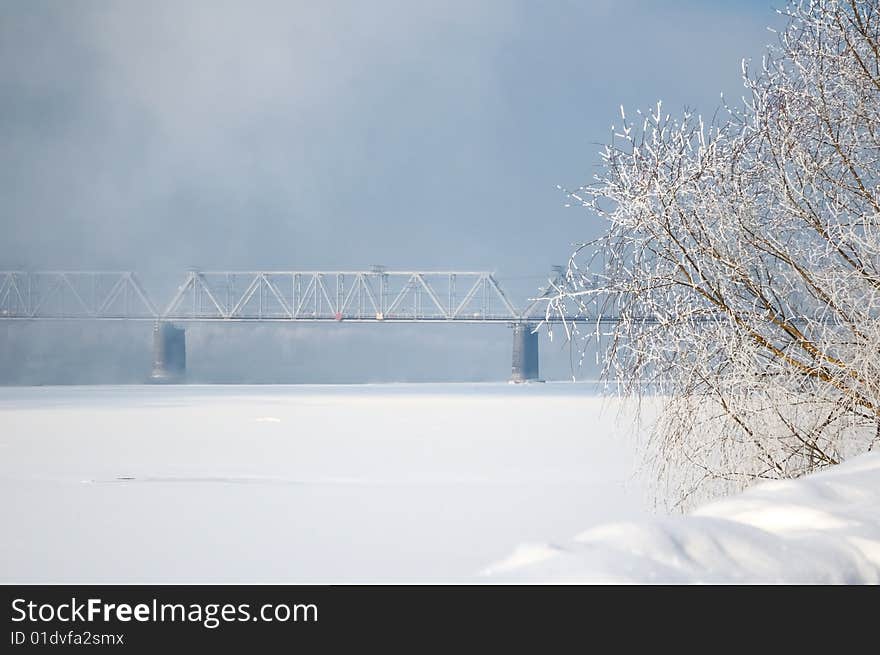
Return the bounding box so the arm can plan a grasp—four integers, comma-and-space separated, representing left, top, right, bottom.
484, 453, 880, 583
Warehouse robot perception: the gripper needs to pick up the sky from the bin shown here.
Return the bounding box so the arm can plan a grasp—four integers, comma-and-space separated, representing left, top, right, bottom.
0, 0, 784, 383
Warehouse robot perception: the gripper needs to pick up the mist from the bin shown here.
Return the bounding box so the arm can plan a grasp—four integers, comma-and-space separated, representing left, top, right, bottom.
0, 0, 782, 383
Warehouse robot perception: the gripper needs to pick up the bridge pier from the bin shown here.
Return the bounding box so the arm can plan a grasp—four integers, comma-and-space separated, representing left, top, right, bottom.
150, 322, 186, 383
510, 322, 540, 383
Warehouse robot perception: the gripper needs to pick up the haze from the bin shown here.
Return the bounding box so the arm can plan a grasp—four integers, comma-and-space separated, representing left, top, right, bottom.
0, 0, 781, 383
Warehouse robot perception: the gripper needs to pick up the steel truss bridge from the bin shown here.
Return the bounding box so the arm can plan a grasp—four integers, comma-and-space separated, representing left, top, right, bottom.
0, 269, 608, 382
0, 269, 603, 323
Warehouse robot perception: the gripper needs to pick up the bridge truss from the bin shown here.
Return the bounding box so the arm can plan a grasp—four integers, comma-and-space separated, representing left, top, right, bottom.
0, 270, 605, 324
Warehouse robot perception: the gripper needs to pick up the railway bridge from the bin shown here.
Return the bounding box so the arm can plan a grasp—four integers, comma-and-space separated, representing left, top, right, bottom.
0, 268, 610, 382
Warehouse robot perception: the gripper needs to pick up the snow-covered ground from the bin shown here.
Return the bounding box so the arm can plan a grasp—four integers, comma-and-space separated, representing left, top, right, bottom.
486, 452, 880, 583
0, 383, 648, 583
6, 383, 875, 583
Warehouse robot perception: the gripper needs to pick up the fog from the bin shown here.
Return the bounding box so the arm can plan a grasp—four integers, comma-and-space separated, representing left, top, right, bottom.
0, 0, 781, 383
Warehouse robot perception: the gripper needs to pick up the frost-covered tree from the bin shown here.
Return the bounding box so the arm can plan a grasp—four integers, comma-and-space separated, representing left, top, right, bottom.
550, 0, 880, 509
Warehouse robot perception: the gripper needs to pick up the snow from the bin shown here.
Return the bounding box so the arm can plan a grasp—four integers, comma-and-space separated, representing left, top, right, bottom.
0, 383, 648, 583
6, 382, 874, 584
485, 452, 880, 583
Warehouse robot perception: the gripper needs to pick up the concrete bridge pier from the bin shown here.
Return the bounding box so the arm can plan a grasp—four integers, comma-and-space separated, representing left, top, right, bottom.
510, 322, 540, 383
150, 322, 186, 383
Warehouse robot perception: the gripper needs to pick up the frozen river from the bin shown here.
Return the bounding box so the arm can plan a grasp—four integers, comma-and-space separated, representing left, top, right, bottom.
0, 383, 648, 583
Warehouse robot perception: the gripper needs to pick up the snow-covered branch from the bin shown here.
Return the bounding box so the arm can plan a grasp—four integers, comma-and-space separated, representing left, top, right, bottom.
552, 0, 880, 508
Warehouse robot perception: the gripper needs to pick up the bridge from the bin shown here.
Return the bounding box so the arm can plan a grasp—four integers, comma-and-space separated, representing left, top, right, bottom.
0, 269, 609, 382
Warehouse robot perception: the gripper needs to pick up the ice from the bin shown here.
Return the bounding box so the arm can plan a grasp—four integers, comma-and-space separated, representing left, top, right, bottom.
6, 382, 876, 583
0, 383, 647, 583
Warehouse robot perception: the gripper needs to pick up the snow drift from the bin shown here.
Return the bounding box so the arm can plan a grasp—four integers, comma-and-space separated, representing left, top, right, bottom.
484, 453, 880, 583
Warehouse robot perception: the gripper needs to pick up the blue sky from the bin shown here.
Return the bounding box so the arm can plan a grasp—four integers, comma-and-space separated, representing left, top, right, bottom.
0, 1, 786, 382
